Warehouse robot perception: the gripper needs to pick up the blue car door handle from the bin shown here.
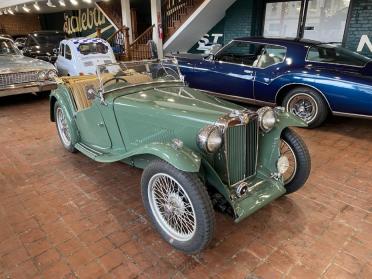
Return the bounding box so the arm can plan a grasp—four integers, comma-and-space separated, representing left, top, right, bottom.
244, 70, 254, 75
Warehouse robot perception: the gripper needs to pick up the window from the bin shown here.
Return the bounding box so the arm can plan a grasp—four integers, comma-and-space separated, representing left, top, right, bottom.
215, 41, 264, 66
77, 42, 108, 55
254, 45, 287, 68
304, 0, 351, 42
0, 39, 20, 55
65, 45, 72, 60
263, 1, 302, 38
60, 43, 65, 57
306, 44, 371, 67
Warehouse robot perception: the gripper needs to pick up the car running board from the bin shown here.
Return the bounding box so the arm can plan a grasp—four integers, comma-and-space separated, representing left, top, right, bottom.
75, 143, 126, 163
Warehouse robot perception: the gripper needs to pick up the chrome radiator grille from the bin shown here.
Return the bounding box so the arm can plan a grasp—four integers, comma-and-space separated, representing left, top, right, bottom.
225, 118, 258, 185
0, 71, 39, 88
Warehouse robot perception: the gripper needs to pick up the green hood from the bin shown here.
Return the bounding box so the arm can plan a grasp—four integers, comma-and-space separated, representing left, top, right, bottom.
112, 85, 243, 151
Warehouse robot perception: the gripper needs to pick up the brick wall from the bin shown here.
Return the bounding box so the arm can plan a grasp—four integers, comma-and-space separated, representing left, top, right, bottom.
344, 0, 372, 58
0, 14, 41, 36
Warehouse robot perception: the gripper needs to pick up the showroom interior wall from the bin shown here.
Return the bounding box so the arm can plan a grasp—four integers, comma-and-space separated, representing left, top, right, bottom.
0, 14, 41, 35
344, 0, 372, 58
191, 0, 372, 58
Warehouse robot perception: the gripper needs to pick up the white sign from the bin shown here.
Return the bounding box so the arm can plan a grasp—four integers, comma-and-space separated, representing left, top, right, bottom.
197, 33, 223, 52
357, 35, 372, 53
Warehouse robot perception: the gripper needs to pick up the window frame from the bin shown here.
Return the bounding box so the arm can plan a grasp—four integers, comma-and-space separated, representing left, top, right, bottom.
305, 44, 371, 68
213, 40, 287, 69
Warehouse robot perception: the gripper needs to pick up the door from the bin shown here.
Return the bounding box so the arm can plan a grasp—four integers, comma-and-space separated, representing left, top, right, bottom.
253, 44, 288, 103
263, 1, 302, 38
75, 100, 112, 151
208, 41, 264, 100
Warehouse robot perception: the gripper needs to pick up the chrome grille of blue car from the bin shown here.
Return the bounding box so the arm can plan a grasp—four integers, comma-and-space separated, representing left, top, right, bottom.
0, 71, 39, 88
225, 117, 258, 185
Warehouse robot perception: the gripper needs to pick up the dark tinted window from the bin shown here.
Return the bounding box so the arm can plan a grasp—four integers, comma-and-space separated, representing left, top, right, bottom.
30, 33, 65, 46
307, 44, 371, 67
65, 45, 72, 60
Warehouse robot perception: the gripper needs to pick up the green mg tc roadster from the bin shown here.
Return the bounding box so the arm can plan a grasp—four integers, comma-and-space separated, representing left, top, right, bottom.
50, 59, 311, 254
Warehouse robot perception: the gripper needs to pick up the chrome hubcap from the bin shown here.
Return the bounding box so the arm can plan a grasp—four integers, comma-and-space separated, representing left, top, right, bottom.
148, 173, 196, 242
280, 140, 297, 184
56, 107, 71, 147
287, 94, 318, 123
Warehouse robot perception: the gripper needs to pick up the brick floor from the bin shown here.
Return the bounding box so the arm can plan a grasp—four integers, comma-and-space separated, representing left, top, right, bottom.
0, 94, 371, 279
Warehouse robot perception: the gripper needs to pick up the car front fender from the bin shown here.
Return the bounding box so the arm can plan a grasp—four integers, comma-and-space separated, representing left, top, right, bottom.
50, 85, 80, 145
128, 142, 201, 173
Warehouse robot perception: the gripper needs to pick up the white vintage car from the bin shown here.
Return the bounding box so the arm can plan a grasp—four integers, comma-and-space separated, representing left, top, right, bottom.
55, 38, 116, 76
0, 36, 57, 97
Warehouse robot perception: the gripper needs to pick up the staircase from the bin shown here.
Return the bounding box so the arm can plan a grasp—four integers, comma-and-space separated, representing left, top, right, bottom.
162, 0, 204, 41
96, 0, 122, 30
163, 0, 237, 54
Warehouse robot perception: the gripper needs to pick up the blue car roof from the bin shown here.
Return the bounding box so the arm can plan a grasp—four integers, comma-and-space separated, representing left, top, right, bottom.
234, 37, 322, 47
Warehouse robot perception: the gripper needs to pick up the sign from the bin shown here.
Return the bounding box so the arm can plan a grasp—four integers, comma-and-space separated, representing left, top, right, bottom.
63, 8, 114, 38
197, 33, 223, 53
357, 35, 372, 53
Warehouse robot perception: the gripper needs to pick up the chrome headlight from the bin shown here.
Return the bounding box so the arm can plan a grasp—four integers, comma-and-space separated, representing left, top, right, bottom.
47, 69, 57, 80
197, 125, 222, 153
37, 71, 47, 81
257, 107, 277, 132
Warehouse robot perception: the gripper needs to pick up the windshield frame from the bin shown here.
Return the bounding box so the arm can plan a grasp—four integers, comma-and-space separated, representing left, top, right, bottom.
0, 38, 22, 56
305, 43, 371, 68
97, 59, 185, 95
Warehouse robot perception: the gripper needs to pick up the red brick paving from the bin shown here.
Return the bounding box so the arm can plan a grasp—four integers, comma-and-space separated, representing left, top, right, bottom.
0, 94, 371, 279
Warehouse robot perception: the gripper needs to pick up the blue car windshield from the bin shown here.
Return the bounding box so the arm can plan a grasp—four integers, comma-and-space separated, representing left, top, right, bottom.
0, 39, 20, 55
307, 44, 371, 67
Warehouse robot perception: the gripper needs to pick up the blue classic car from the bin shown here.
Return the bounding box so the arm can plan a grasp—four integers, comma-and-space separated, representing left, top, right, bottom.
175, 37, 372, 128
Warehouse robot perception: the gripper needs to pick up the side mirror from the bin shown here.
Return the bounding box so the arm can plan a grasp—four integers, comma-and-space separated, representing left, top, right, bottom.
53, 48, 58, 55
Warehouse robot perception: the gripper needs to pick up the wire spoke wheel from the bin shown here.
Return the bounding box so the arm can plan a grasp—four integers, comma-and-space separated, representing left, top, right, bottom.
56, 107, 71, 147
148, 173, 197, 242
287, 93, 318, 124
280, 140, 297, 184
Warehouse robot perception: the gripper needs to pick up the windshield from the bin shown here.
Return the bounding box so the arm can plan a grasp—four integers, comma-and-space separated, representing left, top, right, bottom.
97, 59, 183, 93
307, 44, 371, 67
78, 42, 108, 55
30, 33, 65, 46
0, 39, 21, 55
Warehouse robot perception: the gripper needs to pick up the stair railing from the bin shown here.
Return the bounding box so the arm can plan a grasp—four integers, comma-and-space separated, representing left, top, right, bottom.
127, 24, 155, 61
162, 0, 200, 41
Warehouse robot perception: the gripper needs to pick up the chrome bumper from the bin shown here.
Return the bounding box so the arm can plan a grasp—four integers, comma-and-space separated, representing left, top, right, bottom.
0, 82, 57, 97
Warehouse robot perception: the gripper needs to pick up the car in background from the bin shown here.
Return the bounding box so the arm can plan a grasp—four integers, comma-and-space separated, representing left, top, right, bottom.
14, 37, 27, 50
55, 37, 116, 76
0, 36, 57, 97
50, 59, 311, 254
175, 37, 372, 128
23, 31, 65, 63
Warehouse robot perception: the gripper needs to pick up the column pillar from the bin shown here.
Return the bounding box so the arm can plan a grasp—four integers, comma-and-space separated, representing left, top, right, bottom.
151, 0, 164, 58
121, 0, 133, 42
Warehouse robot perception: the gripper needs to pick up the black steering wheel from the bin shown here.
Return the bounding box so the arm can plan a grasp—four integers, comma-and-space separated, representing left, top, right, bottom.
103, 77, 128, 86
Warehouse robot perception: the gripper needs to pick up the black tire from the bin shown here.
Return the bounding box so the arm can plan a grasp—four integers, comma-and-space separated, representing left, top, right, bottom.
54, 101, 76, 153
141, 160, 215, 254
283, 86, 328, 128
280, 128, 311, 194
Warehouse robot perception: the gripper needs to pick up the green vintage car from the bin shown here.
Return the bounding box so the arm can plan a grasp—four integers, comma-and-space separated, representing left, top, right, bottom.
50, 59, 311, 254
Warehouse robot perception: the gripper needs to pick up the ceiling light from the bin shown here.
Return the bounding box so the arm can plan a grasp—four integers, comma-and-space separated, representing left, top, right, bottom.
83, 0, 92, 3
22, 4, 30, 13
34, 2, 40, 11
59, 0, 66, 6
70, 0, 78, 6
14, 6, 19, 12
46, 0, 56, 7
3, 9, 8, 14
8, 8, 14, 15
